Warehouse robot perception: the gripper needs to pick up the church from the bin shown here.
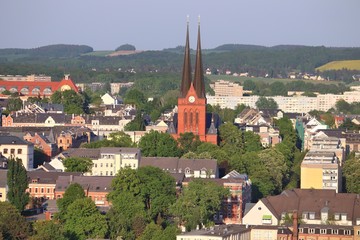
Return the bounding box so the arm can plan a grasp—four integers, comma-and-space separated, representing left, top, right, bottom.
169, 21, 220, 145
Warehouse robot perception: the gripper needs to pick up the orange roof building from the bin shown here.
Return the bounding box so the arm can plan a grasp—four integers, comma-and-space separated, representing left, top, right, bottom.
0, 74, 78, 97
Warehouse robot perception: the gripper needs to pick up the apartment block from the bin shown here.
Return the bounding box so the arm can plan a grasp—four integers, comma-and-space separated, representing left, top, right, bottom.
301, 151, 342, 193
210, 80, 243, 97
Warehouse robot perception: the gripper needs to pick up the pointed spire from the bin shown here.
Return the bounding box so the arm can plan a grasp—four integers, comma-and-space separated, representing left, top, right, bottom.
180, 16, 192, 98
193, 16, 205, 98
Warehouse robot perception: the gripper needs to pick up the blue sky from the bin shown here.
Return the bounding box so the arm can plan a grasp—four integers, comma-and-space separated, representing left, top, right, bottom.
0, 0, 359, 50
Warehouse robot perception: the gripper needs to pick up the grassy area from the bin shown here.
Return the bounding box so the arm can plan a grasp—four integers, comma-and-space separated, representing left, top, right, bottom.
316, 60, 360, 71
82, 51, 114, 57
206, 75, 342, 85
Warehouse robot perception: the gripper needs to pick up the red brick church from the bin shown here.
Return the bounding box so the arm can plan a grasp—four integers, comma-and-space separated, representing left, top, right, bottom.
169, 22, 220, 145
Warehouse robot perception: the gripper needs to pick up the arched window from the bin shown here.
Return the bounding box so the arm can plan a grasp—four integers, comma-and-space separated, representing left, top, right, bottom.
32, 87, 40, 95
43, 87, 52, 95
9, 87, 18, 93
20, 87, 29, 95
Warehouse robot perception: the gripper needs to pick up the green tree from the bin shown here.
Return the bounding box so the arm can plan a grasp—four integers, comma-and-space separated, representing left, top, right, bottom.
124, 111, 146, 131
138, 130, 180, 157
0, 202, 30, 239
107, 191, 146, 240
116, 44, 136, 51
7, 96, 23, 111
63, 198, 108, 240
178, 132, 202, 155
343, 156, 360, 193
124, 88, 146, 107
137, 166, 176, 221
57, 183, 85, 214
51, 90, 87, 114
255, 96, 278, 109
171, 179, 229, 231
7, 157, 29, 212
219, 122, 244, 155
63, 157, 93, 173
30, 220, 66, 240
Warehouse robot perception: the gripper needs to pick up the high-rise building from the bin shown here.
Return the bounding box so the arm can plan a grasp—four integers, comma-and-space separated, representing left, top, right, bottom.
169, 21, 219, 145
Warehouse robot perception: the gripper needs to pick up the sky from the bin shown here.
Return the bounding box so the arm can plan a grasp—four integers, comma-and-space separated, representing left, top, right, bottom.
0, 0, 359, 51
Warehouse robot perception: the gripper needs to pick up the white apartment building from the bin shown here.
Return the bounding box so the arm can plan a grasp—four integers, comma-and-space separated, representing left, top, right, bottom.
91, 147, 140, 176
207, 88, 360, 113
0, 136, 34, 170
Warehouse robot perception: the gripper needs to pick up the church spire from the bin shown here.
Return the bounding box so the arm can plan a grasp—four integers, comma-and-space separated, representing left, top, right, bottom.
193, 16, 205, 98
180, 16, 192, 98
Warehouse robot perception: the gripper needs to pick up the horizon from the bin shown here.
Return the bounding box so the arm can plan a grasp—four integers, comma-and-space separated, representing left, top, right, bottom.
1, 0, 359, 51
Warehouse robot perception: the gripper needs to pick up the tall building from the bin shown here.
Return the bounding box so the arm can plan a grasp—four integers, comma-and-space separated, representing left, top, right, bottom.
169, 21, 219, 145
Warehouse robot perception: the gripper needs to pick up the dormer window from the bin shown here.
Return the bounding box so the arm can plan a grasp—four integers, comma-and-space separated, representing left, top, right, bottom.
185, 167, 190, 174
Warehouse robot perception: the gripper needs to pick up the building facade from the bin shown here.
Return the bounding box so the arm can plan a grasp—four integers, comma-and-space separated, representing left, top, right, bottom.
0, 135, 34, 170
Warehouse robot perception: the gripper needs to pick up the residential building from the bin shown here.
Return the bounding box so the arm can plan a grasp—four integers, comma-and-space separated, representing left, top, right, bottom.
0, 135, 34, 170
169, 22, 219, 145
301, 151, 342, 193
176, 224, 251, 240
0, 170, 7, 201
140, 157, 218, 178
101, 93, 122, 106
27, 170, 81, 200
23, 132, 57, 161
210, 80, 243, 97
56, 147, 141, 176
243, 189, 359, 226
55, 175, 113, 207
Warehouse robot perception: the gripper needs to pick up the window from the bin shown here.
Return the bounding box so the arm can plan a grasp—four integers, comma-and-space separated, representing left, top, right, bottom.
341, 214, 347, 221
344, 230, 351, 235
10, 149, 15, 154
106, 163, 108, 167
357, 230, 360, 235
17, 149, 22, 154
0, 193, 3, 198
47, 188, 50, 193
29, 188, 32, 193
309, 212, 315, 219
298, 228, 303, 233
309, 228, 315, 234
262, 215, 272, 224
110, 163, 113, 167
94, 164, 97, 168
3, 149, 8, 154
332, 229, 338, 234
100, 163, 103, 167
35, 188, 38, 193
320, 229, 326, 234
41, 188, 44, 193
334, 213, 340, 220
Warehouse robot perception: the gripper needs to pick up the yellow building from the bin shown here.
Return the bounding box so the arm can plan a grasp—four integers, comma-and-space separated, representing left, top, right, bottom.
301, 151, 341, 193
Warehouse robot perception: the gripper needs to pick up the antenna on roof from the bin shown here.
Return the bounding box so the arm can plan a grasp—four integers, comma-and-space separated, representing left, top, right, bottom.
198, 15, 201, 25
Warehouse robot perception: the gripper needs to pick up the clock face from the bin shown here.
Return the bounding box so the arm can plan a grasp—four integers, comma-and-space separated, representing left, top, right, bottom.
188, 96, 195, 103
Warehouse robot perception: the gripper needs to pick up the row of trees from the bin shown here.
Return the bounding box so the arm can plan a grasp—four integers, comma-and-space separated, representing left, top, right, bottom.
1, 166, 228, 239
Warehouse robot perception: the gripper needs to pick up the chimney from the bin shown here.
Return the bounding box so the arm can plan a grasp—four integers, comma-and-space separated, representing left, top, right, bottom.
292, 211, 298, 240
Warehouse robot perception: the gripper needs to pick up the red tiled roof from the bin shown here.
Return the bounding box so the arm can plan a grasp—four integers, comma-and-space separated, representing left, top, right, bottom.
0, 77, 78, 96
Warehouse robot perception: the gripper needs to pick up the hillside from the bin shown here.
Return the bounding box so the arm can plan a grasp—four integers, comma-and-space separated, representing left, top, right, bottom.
316, 60, 360, 71
0, 44, 360, 83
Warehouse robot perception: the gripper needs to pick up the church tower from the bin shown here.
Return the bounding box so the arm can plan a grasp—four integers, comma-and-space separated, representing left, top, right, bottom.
170, 19, 218, 145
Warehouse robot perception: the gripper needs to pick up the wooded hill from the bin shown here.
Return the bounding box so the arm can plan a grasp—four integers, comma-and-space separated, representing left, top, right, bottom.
0, 44, 360, 83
